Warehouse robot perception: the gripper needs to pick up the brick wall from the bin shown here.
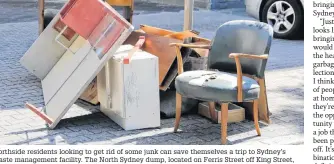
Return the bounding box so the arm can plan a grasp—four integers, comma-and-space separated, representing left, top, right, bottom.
138, 0, 244, 9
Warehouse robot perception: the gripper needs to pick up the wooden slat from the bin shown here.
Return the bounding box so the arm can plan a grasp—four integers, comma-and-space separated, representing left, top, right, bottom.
123, 36, 145, 64
139, 25, 175, 36
25, 103, 53, 125
229, 53, 269, 60
169, 43, 211, 49
165, 30, 199, 40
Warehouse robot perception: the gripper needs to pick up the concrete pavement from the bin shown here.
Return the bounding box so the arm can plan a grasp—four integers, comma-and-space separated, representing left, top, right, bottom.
0, 7, 304, 145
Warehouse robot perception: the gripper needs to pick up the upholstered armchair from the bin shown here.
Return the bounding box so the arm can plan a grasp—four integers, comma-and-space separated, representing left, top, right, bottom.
170, 20, 273, 144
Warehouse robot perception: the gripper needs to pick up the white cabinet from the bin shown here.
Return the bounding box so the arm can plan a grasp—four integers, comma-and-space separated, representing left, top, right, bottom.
98, 45, 160, 130
19, 4, 133, 129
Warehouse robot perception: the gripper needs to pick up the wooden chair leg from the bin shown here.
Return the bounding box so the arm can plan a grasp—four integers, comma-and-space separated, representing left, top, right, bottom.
253, 99, 261, 136
209, 102, 218, 123
221, 103, 229, 144
258, 78, 270, 124
174, 93, 182, 132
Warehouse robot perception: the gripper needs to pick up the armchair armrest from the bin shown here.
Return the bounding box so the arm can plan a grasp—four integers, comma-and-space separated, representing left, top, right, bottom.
169, 44, 184, 75
229, 53, 268, 102
191, 36, 211, 44
170, 43, 211, 49
169, 43, 211, 75
229, 53, 268, 59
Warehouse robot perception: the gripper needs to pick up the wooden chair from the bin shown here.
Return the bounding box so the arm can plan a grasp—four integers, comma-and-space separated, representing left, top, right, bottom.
170, 20, 273, 144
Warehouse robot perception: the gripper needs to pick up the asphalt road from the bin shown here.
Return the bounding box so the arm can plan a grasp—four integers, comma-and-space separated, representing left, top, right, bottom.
0, 0, 185, 24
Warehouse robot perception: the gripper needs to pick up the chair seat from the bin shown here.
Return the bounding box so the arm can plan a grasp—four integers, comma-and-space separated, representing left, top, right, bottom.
175, 70, 260, 102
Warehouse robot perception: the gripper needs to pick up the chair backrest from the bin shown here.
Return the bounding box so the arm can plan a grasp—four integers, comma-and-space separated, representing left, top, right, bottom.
208, 20, 273, 78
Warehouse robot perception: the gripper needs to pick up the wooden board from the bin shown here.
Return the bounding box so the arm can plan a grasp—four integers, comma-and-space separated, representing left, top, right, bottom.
198, 102, 245, 123
139, 25, 175, 36
165, 30, 199, 40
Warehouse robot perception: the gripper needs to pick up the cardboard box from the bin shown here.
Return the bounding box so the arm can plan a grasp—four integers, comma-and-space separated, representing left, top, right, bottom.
198, 102, 245, 123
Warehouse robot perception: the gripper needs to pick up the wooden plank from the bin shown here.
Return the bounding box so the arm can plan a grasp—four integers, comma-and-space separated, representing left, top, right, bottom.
198, 102, 245, 123
123, 36, 145, 64
25, 103, 53, 124
165, 30, 199, 40
139, 25, 175, 36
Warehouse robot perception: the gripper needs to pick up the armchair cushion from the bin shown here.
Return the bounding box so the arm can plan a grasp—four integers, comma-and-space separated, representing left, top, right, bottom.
175, 70, 260, 102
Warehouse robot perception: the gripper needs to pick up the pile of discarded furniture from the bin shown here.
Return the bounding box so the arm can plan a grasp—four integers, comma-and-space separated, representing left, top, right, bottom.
21, 0, 273, 144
